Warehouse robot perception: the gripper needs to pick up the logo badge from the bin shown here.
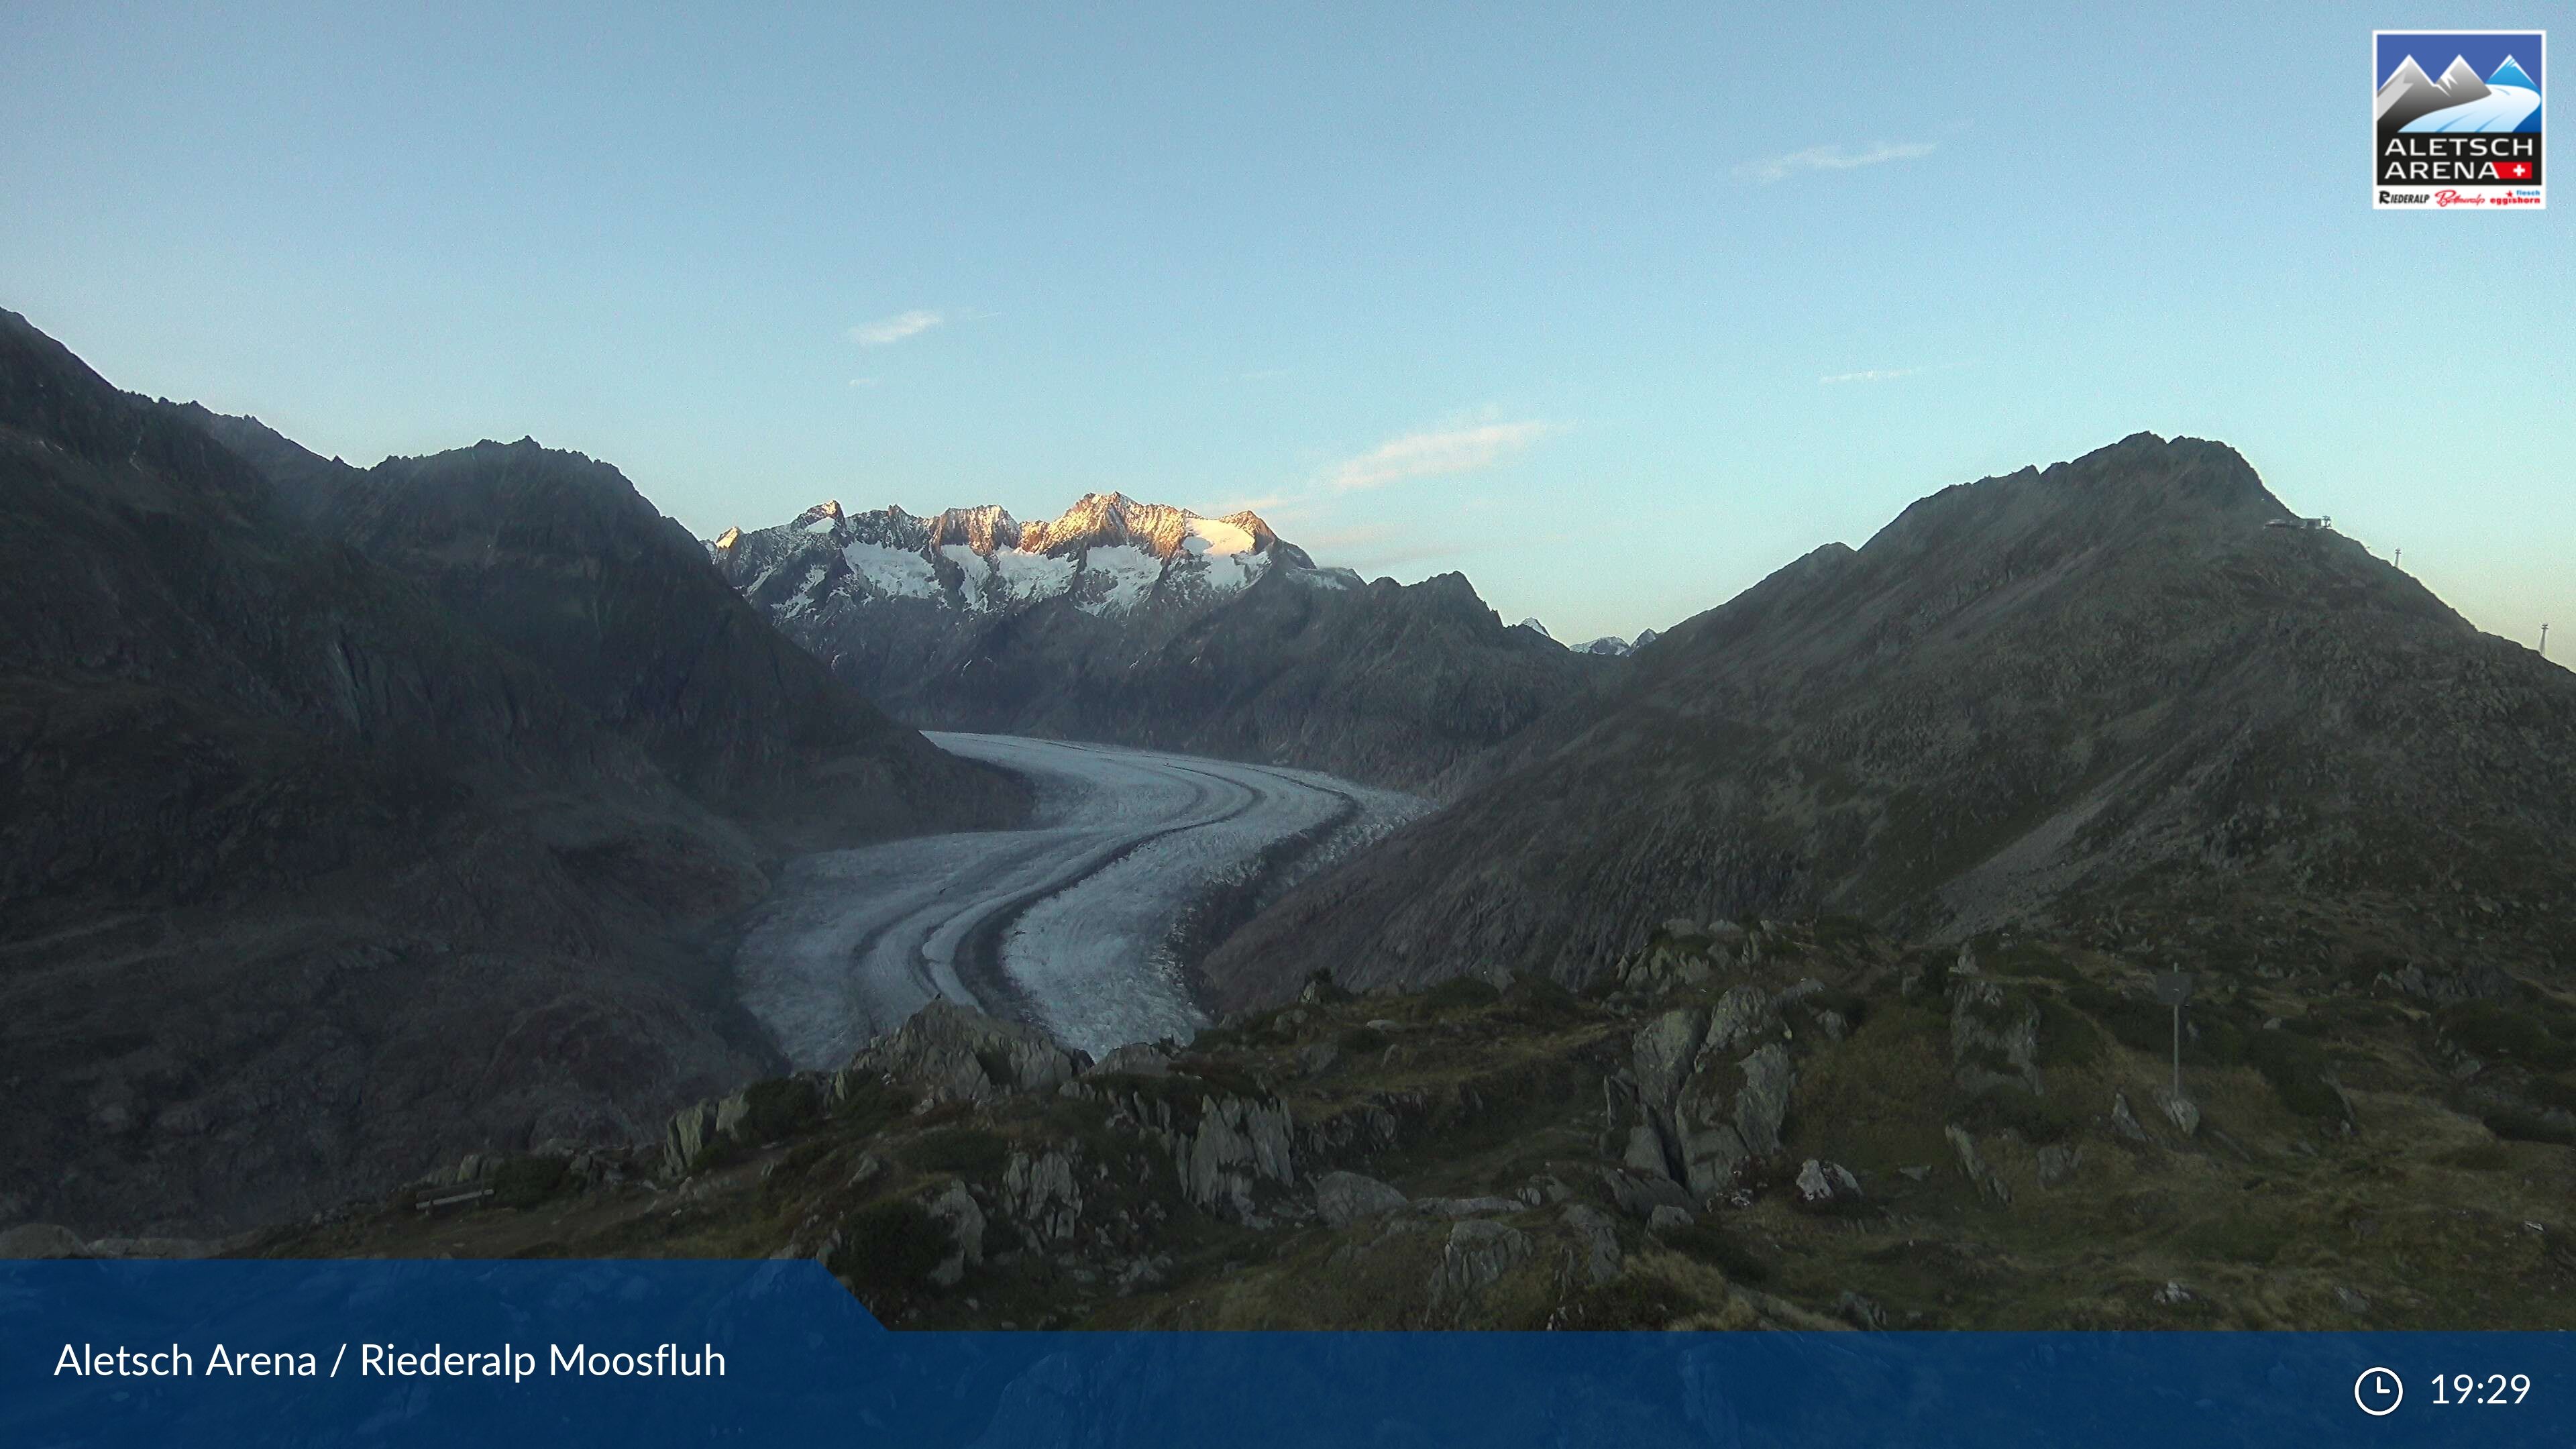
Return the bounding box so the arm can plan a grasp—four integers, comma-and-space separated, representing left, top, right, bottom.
2373, 30, 2544, 209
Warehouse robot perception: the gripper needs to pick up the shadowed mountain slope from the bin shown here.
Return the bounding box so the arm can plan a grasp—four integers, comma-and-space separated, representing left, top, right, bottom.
1204, 433, 2576, 1008
0, 311, 1012, 1236
193, 415, 1026, 852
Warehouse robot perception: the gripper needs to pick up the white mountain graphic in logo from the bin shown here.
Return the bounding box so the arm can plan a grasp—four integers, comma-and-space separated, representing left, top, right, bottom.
2377, 52, 2542, 135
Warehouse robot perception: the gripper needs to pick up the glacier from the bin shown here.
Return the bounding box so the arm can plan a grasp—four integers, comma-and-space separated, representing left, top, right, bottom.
732, 734, 1427, 1065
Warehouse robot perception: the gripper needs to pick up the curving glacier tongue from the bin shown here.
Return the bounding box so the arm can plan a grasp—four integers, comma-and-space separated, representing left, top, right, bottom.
731, 734, 1426, 1065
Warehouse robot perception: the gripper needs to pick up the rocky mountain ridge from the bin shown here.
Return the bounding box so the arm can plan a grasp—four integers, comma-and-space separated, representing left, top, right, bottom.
1203, 432, 2576, 1008
198, 417, 1026, 853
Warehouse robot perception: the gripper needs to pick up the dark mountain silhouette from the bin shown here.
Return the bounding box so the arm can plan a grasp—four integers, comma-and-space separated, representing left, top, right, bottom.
1203, 433, 2576, 1008
196, 415, 1026, 851
0, 311, 1018, 1236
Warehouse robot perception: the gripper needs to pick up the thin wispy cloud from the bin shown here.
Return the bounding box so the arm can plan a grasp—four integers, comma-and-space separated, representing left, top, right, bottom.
1328, 419, 1552, 493
847, 376, 881, 388
1819, 366, 1922, 385
1737, 140, 1936, 184
849, 309, 943, 346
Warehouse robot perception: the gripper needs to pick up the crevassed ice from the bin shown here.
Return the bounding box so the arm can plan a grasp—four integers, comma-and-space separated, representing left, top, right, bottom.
842, 540, 941, 600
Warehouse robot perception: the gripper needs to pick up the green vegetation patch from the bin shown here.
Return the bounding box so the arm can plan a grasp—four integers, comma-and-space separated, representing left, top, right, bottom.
737, 1077, 822, 1143
899, 1126, 1013, 1179
1949, 1083, 2084, 1146
2241, 1028, 2345, 1120
2483, 1109, 2576, 1146
834, 1078, 914, 1132
1337, 1025, 1392, 1055
1499, 971, 1582, 1026
2441, 1003, 2576, 1070
1655, 1218, 1776, 1285
1424, 975, 1502, 1013
828, 1198, 950, 1294
490, 1155, 572, 1210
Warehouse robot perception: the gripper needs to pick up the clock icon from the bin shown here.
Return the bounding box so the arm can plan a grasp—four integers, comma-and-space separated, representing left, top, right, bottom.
2355, 1366, 2404, 1417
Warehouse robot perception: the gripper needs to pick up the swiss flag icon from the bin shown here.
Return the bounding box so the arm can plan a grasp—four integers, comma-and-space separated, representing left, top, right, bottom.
2497, 160, 2534, 180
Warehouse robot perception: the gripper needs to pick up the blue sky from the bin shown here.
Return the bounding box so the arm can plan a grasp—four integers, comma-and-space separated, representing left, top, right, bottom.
4, 1, 2567, 651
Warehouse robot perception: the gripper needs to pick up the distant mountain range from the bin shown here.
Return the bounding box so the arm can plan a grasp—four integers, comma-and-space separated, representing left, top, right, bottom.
713, 495, 1615, 790
1205, 432, 2576, 1008
1576, 629, 1660, 657
0, 310, 1022, 1235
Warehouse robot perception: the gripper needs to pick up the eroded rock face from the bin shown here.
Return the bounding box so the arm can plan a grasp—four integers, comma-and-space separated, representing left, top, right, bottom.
1795, 1159, 1862, 1206
1618, 989, 1801, 1202
1431, 1219, 1532, 1314
1945, 1125, 2011, 1205
1183, 1095, 1297, 1222
926, 1181, 985, 1287
1560, 1205, 1622, 1287
1003, 1149, 1084, 1244
661, 1077, 826, 1178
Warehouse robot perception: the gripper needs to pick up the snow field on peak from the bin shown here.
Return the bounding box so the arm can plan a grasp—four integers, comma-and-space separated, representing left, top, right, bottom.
989, 547, 1077, 604
842, 540, 942, 600
1079, 544, 1163, 616
1183, 515, 1257, 556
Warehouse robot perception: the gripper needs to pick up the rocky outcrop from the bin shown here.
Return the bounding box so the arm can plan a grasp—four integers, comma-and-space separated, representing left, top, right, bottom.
837, 1001, 1091, 1106
1000, 1148, 1085, 1245
1178, 1095, 1297, 1222
1612, 983, 1802, 1202
924, 1181, 985, 1287
1945, 1126, 2012, 1205
1431, 1219, 1532, 1317
1560, 1205, 1623, 1286
1314, 1171, 1407, 1226
1794, 1159, 1862, 1207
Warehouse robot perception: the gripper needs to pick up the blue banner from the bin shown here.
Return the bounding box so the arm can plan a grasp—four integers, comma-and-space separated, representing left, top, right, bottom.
4, 1260, 2566, 1446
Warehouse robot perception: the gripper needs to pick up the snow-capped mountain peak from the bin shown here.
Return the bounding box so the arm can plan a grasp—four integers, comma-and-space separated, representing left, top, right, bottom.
1574, 627, 1662, 657
2490, 56, 2536, 90
714, 492, 1315, 625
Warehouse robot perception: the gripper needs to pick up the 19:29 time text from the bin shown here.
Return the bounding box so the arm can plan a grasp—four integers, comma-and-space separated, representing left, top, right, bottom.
2430, 1373, 2530, 1405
